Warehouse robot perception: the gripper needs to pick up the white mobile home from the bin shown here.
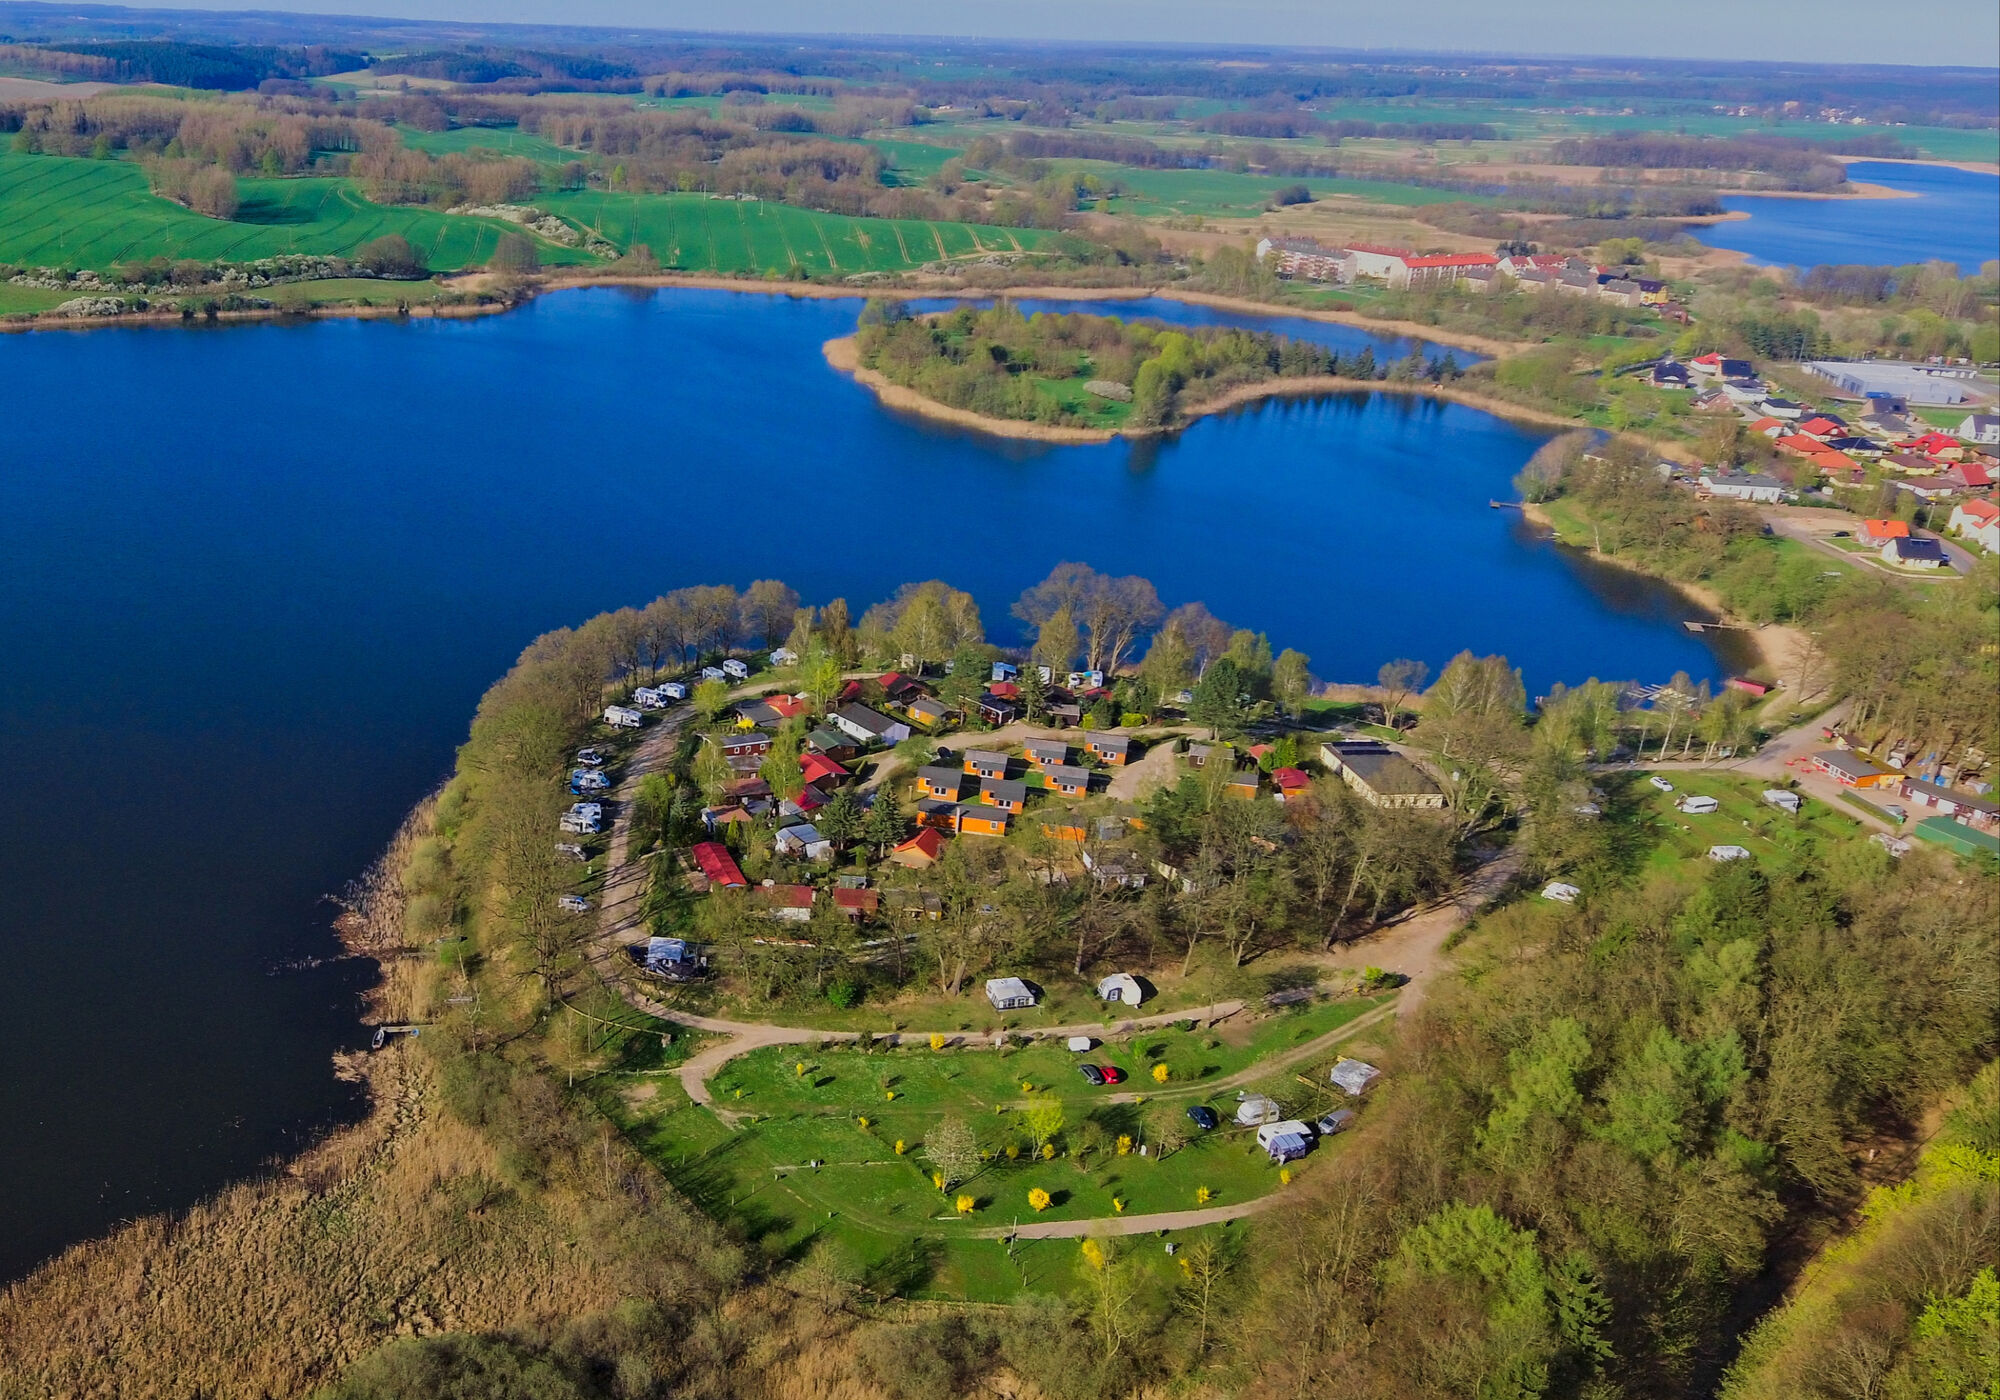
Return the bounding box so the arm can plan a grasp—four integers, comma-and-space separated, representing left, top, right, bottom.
1256, 1120, 1316, 1163
721, 658, 750, 680
1763, 789, 1802, 813
604, 705, 644, 728
1235, 1095, 1281, 1126
1677, 795, 1721, 815
985, 976, 1037, 1011
660, 681, 688, 701
1708, 845, 1752, 862
632, 687, 668, 709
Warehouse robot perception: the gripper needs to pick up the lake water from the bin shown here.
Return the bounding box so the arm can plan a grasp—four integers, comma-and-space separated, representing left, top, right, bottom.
1690, 160, 2000, 272
0, 287, 1740, 1279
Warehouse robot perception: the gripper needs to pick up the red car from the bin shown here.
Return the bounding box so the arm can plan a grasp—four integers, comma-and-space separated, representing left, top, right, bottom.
1098, 1065, 1126, 1085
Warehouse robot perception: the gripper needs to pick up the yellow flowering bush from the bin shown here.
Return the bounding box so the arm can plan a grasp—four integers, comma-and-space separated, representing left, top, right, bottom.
930, 1032, 946, 1051
1152, 1063, 1170, 1084
1195, 1186, 1213, 1205
956, 1194, 975, 1214
1028, 1187, 1052, 1211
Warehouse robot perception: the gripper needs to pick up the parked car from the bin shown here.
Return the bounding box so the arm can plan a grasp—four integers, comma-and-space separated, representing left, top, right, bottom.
1649, 776, 1676, 793
1077, 1064, 1106, 1087
1316, 1109, 1357, 1136
1185, 1105, 1219, 1131
1882, 804, 1908, 823
555, 843, 588, 862
576, 748, 606, 767
1098, 1066, 1126, 1085
558, 894, 590, 913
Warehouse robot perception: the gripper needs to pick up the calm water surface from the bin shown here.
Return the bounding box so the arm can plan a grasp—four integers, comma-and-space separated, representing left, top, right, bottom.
0, 287, 1737, 1278
1690, 160, 2000, 272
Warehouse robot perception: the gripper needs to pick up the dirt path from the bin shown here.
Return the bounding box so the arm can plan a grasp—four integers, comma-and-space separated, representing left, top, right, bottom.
974, 1196, 1280, 1240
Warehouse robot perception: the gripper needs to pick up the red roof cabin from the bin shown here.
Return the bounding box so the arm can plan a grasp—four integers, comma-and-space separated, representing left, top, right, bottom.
1272, 767, 1312, 800
832, 887, 880, 920
691, 841, 747, 890
799, 752, 849, 788
890, 828, 945, 867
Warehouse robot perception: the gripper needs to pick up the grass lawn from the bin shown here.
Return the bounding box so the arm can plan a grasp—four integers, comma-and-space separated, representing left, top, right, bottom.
862, 137, 963, 185
0, 281, 74, 313
537, 189, 1042, 276
1622, 770, 1871, 880
597, 992, 1385, 1300
255, 277, 456, 307
0, 152, 596, 272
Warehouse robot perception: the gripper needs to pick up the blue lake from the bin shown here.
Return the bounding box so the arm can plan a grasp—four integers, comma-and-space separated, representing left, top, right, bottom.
0, 287, 1738, 1278
1690, 160, 2000, 272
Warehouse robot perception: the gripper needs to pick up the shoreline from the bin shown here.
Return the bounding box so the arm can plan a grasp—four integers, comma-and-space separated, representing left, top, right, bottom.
5, 272, 1521, 356
825, 333, 1628, 446
1519, 501, 1807, 685
1837, 153, 2000, 177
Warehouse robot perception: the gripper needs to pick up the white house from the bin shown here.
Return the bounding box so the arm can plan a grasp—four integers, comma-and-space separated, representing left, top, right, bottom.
1763, 789, 1803, 813
1345, 242, 1411, 281
1954, 412, 1999, 445
985, 977, 1036, 1010
1883, 536, 1949, 569
1699, 470, 1786, 504
831, 703, 911, 747
1330, 1059, 1381, 1096
603, 705, 644, 728
1095, 972, 1144, 1006
1947, 499, 1999, 554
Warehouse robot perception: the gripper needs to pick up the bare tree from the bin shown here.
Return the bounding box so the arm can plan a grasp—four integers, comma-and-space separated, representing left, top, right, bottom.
740, 579, 800, 648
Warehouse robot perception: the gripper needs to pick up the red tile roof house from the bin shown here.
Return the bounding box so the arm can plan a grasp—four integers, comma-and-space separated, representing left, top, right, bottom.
1272, 767, 1312, 800
1748, 416, 1786, 438
1393, 252, 1499, 290
1796, 416, 1845, 441
1947, 498, 1999, 552
1943, 461, 1993, 490
1907, 432, 1965, 460
878, 672, 926, 704
832, 887, 881, 920
1775, 433, 1827, 457
755, 884, 816, 923
1859, 518, 1910, 544
690, 841, 747, 890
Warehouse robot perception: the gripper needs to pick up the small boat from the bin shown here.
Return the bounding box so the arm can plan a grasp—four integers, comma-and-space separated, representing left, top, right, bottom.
370, 1026, 386, 1050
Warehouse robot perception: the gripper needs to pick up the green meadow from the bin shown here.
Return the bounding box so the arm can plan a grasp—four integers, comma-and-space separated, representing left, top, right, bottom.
0, 152, 594, 271
393, 123, 578, 162
537, 189, 1043, 275
594, 992, 1388, 1301
1045, 160, 1477, 217
0, 152, 1044, 277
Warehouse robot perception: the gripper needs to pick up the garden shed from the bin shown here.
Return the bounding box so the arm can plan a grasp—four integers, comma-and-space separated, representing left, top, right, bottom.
985, 977, 1037, 1011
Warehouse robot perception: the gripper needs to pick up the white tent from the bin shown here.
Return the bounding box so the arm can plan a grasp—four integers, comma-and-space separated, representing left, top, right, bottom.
1095, 972, 1144, 1005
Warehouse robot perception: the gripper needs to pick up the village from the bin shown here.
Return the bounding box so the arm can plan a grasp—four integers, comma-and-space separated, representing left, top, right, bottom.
1255, 232, 2000, 570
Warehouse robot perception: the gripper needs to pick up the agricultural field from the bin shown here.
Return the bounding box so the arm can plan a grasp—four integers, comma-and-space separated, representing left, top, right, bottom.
595, 991, 1391, 1302
393, 123, 577, 162
537, 189, 1044, 275
0, 152, 594, 271
1044, 160, 1476, 218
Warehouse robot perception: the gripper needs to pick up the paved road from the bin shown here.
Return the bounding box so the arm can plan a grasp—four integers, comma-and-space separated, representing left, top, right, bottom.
1763, 506, 1974, 578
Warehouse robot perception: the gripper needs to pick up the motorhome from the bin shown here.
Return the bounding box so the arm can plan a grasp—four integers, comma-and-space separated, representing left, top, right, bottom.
603, 705, 643, 728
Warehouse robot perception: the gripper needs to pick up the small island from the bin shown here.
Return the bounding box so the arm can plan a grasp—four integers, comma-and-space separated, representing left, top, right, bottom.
830, 300, 1464, 441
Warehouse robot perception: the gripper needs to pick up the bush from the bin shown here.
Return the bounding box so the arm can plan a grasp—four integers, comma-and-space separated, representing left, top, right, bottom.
491, 232, 540, 274
826, 977, 863, 1009
358, 234, 423, 279
1271, 182, 1315, 206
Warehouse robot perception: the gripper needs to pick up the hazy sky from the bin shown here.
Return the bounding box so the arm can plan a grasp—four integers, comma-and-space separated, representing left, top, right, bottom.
114, 0, 2000, 67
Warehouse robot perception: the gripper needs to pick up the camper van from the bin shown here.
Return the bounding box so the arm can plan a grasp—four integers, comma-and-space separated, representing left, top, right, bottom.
1256, 1120, 1316, 1163
558, 894, 590, 913
570, 768, 611, 794
560, 802, 603, 835
721, 659, 750, 680
660, 681, 688, 701
1677, 795, 1721, 815
1763, 789, 1802, 813
1235, 1095, 1281, 1126
603, 705, 643, 729
632, 687, 667, 709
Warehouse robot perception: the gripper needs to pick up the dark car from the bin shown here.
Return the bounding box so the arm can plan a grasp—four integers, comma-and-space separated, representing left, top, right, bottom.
1099, 1065, 1127, 1085
1185, 1105, 1219, 1131
1077, 1064, 1106, 1087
